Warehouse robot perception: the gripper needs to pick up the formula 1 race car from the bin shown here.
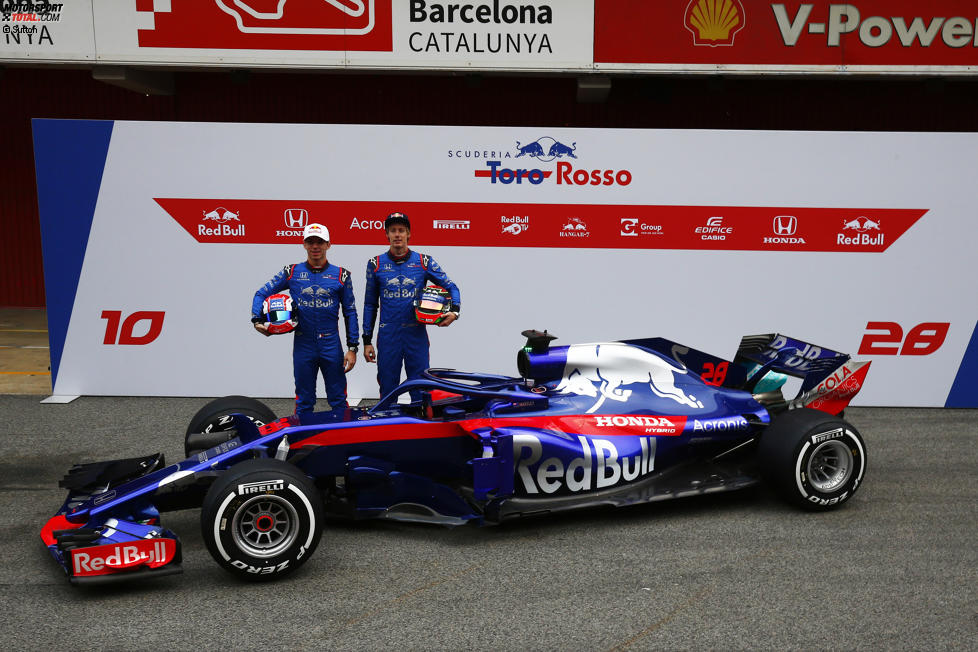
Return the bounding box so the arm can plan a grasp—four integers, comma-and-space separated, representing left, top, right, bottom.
42, 331, 871, 584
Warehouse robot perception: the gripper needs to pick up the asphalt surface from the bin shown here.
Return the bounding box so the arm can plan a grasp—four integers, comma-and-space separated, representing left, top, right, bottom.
1, 396, 975, 651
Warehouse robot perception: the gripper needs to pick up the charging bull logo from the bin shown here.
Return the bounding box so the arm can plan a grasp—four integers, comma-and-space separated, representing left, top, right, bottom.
555, 343, 705, 414
203, 207, 239, 222
514, 137, 578, 162
299, 285, 333, 308
842, 216, 881, 233
382, 275, 416, 299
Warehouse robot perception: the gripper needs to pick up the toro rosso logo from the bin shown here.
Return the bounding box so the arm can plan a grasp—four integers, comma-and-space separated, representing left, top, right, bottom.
477, 138, 632, 187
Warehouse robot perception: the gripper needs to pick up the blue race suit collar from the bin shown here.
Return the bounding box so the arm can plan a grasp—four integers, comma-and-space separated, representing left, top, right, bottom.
388, 249, 411, 264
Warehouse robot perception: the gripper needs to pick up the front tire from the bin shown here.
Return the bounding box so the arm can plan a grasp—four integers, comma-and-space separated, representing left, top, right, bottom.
185, 395, 277, 458
201, 459, 323, 581
759, 408, 867, 511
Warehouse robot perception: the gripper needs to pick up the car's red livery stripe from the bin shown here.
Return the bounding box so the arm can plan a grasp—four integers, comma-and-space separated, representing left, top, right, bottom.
292, 414, 688, 448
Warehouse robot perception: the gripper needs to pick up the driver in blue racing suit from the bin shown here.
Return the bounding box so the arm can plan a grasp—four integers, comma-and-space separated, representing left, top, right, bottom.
362, 212, 460, 399
252, 223, 359, 413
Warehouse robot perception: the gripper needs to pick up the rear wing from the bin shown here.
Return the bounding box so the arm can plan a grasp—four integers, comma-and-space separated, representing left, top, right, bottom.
623, 333, 870, 415
735, 333, 871, 414
735, 333, 849, 392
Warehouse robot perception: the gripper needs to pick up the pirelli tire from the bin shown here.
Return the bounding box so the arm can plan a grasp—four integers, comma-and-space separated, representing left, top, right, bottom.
759, 408, 867, 511
185, 396, 277, 459
201, 459, 323, 581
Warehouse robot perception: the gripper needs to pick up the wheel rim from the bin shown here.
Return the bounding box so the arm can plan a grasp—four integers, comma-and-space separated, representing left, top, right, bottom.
806, 439, 853, 493
231, 495, 299, 558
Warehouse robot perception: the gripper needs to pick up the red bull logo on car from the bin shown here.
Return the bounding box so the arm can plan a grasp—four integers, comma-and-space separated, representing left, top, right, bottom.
477, 138, 632, 187
556, 342, 706, 413
514, 433, 658, 495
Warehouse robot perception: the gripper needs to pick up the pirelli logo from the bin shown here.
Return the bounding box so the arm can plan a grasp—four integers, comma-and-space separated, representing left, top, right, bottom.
238, 480, 285, 495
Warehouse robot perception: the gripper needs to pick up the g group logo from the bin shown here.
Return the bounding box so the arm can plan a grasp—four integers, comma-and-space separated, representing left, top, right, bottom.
620, 218, 664, 237
695, 216, 732, 241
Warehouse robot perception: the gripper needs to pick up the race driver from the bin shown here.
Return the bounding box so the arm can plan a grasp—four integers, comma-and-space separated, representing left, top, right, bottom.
362, 212, 460, 398
252, 223, 359, 413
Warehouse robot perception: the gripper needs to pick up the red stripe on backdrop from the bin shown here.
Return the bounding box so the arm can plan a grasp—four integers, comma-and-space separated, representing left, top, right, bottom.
156, 198, 927, 253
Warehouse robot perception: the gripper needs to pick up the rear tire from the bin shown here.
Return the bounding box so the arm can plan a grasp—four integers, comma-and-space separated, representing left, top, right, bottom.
759, 408, 867, 511
201, 458, 323, 581
185, 395, 277, 458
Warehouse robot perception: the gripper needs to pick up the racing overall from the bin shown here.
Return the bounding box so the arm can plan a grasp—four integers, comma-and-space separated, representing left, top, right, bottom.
252, 262, 359, 413
362, 251, 460, 398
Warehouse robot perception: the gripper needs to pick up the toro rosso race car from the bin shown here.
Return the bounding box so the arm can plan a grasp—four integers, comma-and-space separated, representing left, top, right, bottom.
42, 331, 870, 584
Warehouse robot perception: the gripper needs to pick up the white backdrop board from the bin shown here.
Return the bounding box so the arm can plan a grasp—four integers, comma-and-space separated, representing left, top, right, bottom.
33, 120, 978, 407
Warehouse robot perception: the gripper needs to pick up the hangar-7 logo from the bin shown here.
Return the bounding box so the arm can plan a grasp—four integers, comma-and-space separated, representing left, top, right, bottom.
136, 0, 392, 51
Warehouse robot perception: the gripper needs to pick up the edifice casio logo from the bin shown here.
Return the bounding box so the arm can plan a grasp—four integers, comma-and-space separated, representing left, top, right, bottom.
695, 216, 732, 241
684, 0, 745, 46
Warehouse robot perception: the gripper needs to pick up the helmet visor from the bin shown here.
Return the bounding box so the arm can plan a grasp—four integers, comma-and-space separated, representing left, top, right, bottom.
266, 310, 293, 323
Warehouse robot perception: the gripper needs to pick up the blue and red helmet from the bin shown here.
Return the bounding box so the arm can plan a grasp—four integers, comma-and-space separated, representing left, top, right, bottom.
262, 293, 297, 335
414, 285, 452, 325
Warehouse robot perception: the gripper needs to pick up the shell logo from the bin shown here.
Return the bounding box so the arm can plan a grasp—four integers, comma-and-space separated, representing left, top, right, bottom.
684, 0, 745, 47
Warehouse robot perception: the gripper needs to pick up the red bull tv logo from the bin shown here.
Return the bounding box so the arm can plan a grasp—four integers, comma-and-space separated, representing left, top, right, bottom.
685, 0, 745, 46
